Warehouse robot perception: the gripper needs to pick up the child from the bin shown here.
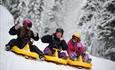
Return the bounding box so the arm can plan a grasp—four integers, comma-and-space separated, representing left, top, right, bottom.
5, 19, 44, 60
67, 33, 91, 62
41, 28, 68, 59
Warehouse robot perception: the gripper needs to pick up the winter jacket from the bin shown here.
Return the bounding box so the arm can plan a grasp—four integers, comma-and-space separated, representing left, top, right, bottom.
41, 34, 68, 50
9, 26, 39, 46
67, 39, 85, 56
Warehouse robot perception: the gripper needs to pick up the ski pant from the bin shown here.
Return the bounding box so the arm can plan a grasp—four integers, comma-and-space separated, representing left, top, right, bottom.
44, 47, 67, 58
6, 39, 44, 57
68, 51, 90, 61
69, 52, 77, 59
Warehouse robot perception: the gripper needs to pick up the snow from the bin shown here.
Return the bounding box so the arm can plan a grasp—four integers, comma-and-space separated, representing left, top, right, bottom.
62, 0, 87, 42
0, 5, 115, 70
0, 5, 80, 70
78, 0, 115, 60
3, 0, 115, 61
91, 55, 115, 70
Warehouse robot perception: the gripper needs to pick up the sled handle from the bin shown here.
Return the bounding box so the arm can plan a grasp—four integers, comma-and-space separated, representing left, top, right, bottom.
52, 48, 60, 57
22, 43, 30, 51
53, 48, 61, 51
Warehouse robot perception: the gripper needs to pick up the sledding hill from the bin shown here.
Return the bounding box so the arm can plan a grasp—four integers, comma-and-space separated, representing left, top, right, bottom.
0, 5, 115, 70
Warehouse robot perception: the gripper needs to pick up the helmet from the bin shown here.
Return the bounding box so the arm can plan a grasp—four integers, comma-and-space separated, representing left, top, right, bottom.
56, 28, 64, 34
23, 19, 32, 28
72, 32, 81, 39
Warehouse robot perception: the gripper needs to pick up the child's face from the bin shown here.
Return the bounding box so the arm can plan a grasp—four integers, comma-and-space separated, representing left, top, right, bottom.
72, 37, 80, 42
56, 32, 62, 39
72, 39, 77, 42
23, 24, 31, 29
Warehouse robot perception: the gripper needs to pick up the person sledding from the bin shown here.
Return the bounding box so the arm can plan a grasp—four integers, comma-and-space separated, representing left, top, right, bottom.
41, 28, 68, 59
5, 19, 44, 60
67, 33, 91, 63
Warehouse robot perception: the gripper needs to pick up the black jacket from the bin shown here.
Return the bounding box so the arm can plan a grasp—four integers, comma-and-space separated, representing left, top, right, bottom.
41, 34, 68, 50
9, 26, 39, 46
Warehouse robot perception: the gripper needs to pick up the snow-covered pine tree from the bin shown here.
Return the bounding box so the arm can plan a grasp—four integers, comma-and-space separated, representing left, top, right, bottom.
79, 0, 115, 61
3, 0, 65, 37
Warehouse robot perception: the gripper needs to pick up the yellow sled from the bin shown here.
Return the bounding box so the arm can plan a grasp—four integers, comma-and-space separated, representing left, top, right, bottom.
11, 43, 39, 59
45, 48, 67, 64
67, 56, 92, 69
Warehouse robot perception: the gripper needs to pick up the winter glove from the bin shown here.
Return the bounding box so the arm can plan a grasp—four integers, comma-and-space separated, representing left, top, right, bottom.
15, 23, 21, 30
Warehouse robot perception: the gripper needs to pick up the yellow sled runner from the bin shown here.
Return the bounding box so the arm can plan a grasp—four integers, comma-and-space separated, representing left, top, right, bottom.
67, 56, 92, 69
45, 48, 67, 64
11, 43, 39, 59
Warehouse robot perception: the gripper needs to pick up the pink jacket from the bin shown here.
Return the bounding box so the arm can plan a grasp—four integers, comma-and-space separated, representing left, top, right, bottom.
67, 39, 85, 56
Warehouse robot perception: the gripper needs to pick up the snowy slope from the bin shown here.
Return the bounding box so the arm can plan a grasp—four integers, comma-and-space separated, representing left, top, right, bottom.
0, 5, 115, 70
0, 5, 79, 70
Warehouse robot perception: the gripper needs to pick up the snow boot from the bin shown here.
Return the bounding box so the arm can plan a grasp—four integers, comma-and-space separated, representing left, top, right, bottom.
39, 55, 45, 61
5, 44, 11, 51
